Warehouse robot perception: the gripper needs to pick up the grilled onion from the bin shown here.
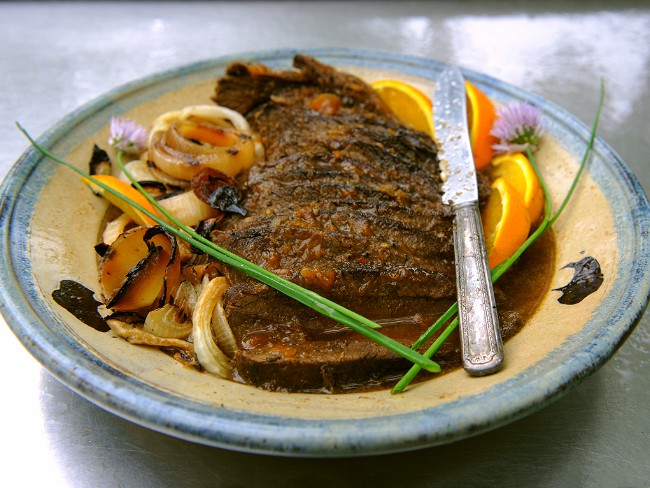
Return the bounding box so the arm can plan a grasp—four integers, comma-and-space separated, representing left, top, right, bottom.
99, 226, 181, 312
211, 289, 238, 358
102, 213, 133, 245
144, 303, 192, 339
148, 105, 260, 181
192, 276, 237, 376
158, 190, 220, 227
118, 158, 157, 184
107, 318, 194, 356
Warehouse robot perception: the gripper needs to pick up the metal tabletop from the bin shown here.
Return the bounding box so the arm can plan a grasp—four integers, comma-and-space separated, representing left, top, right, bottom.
1, 2, 648, 486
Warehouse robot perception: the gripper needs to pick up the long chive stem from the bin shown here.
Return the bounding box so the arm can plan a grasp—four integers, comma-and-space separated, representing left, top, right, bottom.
17, 123, 440, 374
549, 81, 604, 227
391, 82, 605, 393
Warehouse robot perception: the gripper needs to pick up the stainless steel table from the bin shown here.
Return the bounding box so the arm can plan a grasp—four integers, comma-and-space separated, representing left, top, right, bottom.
1, 2, 648, 486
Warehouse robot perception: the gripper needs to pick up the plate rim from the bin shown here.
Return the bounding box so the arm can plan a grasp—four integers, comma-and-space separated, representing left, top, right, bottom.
1, 47, 648, 457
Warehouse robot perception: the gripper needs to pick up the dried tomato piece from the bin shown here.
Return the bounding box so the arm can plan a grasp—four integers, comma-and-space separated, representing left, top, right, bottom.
191, 168, 246, 216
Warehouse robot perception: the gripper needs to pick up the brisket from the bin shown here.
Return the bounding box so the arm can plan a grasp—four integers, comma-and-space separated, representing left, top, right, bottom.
211, 55, 491, 392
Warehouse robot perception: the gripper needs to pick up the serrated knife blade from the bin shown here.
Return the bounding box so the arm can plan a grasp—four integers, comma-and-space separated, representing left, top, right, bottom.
433, 67, 504, 376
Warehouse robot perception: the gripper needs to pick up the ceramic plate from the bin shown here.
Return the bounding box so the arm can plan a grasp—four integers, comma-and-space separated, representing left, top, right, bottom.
1, 48, 648, 456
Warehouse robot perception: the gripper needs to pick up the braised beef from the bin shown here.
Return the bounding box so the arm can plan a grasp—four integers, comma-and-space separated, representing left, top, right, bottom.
210, 55, 511, 392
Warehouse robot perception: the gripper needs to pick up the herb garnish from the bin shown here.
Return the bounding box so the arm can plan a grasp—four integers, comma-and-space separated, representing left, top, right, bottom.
491, 102, 545, 155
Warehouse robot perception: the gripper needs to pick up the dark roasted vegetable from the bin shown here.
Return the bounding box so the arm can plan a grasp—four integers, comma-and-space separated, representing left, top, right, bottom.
88, 144, 112, 176
99, 226, 181, 312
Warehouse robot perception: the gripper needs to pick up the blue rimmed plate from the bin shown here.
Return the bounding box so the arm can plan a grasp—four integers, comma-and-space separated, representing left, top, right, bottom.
0, 48, 648, 456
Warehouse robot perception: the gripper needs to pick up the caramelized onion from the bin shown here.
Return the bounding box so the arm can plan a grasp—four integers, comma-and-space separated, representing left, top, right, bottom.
211, 291, 238, 358
192, 277, 236, 376
102, 213, 133, 245
173, 280, 200, 319
118, 158, 156, 184
150, 105, 251, 135
107, 318, 194, 356
157, 190, 220, 227
144, 304, 192, 339
99, 226, 181, 312
148, 105, 260, 181
146, 160, 191, 189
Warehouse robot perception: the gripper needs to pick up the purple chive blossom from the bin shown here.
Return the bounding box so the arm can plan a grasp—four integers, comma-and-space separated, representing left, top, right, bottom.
491, 102, 544, 154
108, 117, 148, 155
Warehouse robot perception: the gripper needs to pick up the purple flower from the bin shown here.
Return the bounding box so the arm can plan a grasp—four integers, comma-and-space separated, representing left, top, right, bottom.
108, 117, 148, 155
491, 102, 544, 154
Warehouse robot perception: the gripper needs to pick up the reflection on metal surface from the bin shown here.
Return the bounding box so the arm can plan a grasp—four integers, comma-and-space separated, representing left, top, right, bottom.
446, 12, 650, 123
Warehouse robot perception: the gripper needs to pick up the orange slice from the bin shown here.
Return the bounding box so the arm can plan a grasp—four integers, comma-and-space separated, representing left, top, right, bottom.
371, 79, 435, 138
84, 174, 158, 226
481, 177, 531, 269
491, 152, 544, 224
465, 81, 497, 170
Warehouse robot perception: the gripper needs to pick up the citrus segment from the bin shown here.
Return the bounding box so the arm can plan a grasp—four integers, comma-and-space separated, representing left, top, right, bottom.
491, 152, 544, 224
465, 81, 497, 169
84, 174, 158, 226
371, 79, 435, 138
481, 177, 531, 269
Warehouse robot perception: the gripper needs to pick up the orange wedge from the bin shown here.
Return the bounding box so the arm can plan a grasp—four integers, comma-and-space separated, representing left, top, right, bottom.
491, 152, 544, 224
84, 174, 158, 226
465, 81, 497, 169
371, 79, 435, 138
481, 177, 531, 269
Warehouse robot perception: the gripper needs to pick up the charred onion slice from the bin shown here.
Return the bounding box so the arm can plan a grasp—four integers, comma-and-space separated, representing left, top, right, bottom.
99, 226, 181, 312
148, 105, 258, 180
88, 144, 112, 175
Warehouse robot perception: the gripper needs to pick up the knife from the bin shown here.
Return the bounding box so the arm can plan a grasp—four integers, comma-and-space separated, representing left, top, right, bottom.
433, 67, 504, 376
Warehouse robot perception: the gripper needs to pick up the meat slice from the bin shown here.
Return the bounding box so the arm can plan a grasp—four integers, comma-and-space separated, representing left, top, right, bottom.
210, 55, 464, 391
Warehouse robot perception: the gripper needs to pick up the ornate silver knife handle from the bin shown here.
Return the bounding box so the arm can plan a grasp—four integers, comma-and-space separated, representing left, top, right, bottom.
452, 201, 504, 376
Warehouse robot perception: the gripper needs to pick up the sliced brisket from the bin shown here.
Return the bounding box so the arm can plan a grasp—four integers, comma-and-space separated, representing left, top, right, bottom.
211, 55, 499, 392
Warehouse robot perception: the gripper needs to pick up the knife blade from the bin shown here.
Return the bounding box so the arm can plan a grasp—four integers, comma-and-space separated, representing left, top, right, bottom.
433, 67, 504, 376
